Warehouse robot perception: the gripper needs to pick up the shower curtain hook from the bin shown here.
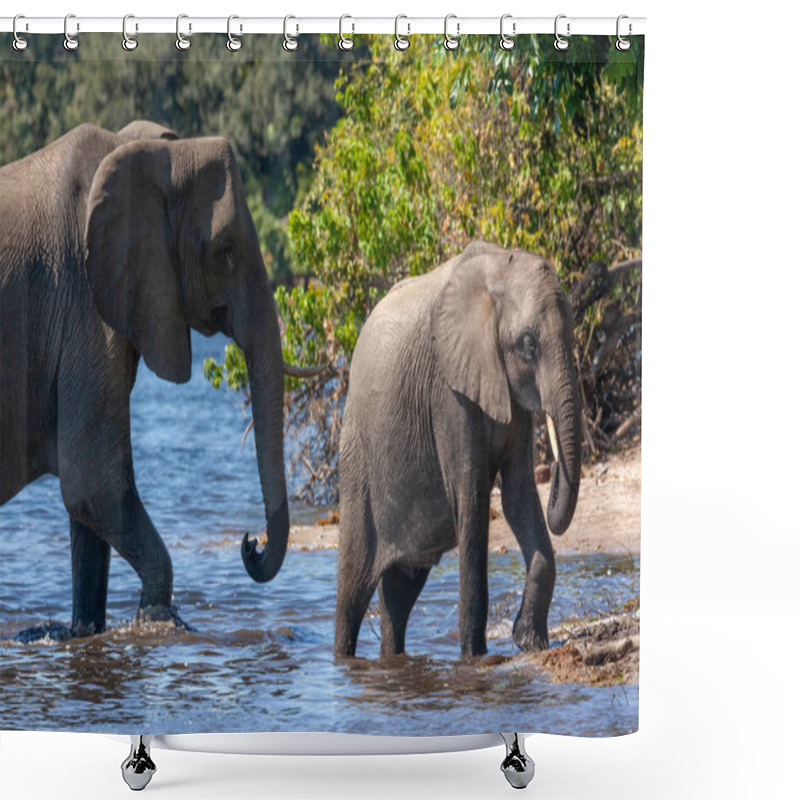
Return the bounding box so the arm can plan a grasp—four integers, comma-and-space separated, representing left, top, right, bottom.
616, 14, 632, 51
443, 14, 460, 51
122, 15, 138, 51
12, 14, 28, 51
499, 14, 515, 50
227, 15, 243, 51
554, 14, 570, 51
63, 14, 79, 51
394, 15, 410, 51
176, 14, 191, 51
283, 15, 298, 51
338, 15, 354, 50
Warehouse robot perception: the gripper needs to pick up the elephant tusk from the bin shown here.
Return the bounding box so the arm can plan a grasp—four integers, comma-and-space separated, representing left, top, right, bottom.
546, 414, 560, 463
283, 361, 326, 379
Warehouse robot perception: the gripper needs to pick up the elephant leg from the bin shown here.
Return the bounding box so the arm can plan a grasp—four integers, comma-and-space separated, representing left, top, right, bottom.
8, 519, 104, 644
378, 564, 431, 657
513, 545, 555, 651
57, 345, 179, 628
457, 533, 490, 658
500, 433, 556, 651
454, 480, 491, 658
102, 487, 176, 622
334, 509, 379, 657
65, 483, 176, 625
334, 434, 379, 657
70, 517, 111, 636
334, 518, 380, 657
334, 566, 379, 658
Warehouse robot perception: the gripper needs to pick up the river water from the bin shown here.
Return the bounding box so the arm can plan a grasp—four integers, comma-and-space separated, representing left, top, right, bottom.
0, 332, 638, 736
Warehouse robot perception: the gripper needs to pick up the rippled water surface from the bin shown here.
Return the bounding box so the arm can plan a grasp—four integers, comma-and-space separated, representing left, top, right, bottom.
1, 333, 638, 736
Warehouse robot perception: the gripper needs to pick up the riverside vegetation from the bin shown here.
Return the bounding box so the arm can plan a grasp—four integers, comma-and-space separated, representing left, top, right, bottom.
1, 32, 643, 504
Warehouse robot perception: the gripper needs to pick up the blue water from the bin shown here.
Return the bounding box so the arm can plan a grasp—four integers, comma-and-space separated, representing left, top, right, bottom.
0, 332, 638, 736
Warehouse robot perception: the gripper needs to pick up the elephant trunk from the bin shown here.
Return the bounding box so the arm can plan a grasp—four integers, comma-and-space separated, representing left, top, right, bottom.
238, 287, 290, 583
544, 364, 582, 536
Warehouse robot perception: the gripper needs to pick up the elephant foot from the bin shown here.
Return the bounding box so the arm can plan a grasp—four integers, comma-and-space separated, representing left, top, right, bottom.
121, 736, 157, 791
500, 733, 535, 789
135, 604, 196, 632
512, 619, 549, 652
12, 621, 73, 644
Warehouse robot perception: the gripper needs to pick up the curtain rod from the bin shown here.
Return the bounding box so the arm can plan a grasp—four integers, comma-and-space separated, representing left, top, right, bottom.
1, 16, 646, 37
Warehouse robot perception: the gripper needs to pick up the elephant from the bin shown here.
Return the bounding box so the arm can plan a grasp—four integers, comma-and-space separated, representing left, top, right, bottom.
334, 241, 581, 659
0, 122, 291, 640
116, 120, 179, 143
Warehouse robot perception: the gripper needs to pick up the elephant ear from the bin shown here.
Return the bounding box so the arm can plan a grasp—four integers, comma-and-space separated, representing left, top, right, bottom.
85, 139, 192, 384
432, 253, 512, 425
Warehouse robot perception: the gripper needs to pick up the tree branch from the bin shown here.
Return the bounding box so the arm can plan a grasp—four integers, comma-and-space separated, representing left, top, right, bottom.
611, 407, 642, 444
581, 171, 638, 189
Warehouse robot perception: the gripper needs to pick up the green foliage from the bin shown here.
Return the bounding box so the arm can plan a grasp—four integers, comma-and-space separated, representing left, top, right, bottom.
284, 34, 643, 498
3, 34, 643, 501
1, 33, 347, 216
203, 342, 249, 392
287, 35, 642, 338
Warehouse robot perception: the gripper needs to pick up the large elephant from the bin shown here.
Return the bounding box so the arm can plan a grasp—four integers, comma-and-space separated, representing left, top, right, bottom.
0, 122, 290, 639
335, 242, 581, 659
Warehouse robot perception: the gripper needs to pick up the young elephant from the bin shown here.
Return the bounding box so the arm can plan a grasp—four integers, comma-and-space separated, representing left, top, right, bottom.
335, 242, 581, 659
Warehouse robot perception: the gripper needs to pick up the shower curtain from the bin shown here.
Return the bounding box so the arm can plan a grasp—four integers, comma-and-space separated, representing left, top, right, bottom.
0, 28, 643, 739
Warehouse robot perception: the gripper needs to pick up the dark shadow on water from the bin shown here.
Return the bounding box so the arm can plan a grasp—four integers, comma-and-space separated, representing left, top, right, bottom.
338, 650, 572, 712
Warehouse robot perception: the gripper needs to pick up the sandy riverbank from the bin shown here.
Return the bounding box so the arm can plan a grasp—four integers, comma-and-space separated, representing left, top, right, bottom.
286, 446, 641, 556
507, 602, 640, 686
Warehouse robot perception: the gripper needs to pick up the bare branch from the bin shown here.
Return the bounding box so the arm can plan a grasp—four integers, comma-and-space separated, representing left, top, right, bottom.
608, 258, 642, 281
240, 419, 254, 451
283, 361, 327, 379
611, 407, 642, 444
581, 171, 638, 189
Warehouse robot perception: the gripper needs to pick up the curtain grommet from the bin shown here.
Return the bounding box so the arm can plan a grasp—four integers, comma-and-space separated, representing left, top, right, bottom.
12, 15, 28, 51
176, 14, 191, 51
338, 14, 354, 51
283, 15, 299, 52
443, 14, 460, 51
616, 15, 632, 51
227, 15, 243, 52
63, 14, 79, 51
500, 14, 515, 51
394, 15, 410, 51
122, 15, 138, 51
554, 14, 570, 51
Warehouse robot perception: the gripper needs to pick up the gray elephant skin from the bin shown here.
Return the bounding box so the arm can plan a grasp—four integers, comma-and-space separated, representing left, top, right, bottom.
335, 242, 581, 659
0, 122, 290, 640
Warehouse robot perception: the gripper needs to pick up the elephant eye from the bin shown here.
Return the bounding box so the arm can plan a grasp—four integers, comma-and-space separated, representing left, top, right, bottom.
516, 333, 538, 362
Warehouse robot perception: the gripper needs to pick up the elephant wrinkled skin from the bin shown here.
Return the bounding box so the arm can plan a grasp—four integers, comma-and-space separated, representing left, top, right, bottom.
335, 242, 581, 659
0, 122, 290, 639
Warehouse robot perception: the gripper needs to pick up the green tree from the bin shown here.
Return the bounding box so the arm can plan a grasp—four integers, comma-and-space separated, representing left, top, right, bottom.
274, 35, 643, 501
3, 34, 643, 503
1, 33, 354, 280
